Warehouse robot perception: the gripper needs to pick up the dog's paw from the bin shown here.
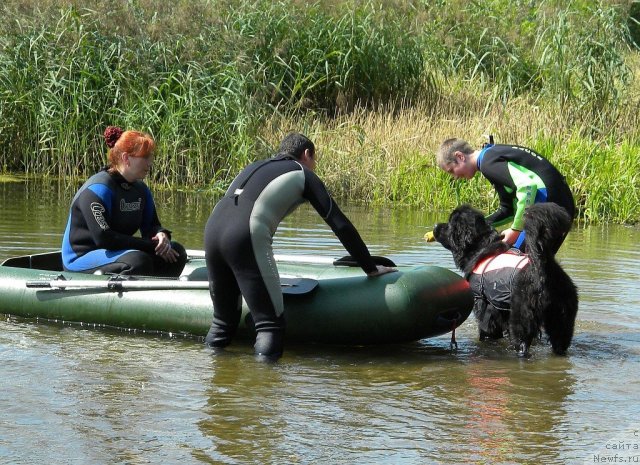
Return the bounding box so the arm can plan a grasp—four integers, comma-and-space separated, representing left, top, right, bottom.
517, 342, 530, 358
479, 328, 506, 341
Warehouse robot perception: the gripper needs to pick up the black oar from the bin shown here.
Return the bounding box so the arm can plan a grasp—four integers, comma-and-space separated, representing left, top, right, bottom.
186, 249, 397, 267
261, 253, 396, 267
332, 255, 396, 267
26, 276, 318, 295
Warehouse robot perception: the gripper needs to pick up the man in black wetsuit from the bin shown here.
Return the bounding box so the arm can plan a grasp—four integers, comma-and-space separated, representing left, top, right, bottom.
204, 132, 396, 359
436, 138, 575, 252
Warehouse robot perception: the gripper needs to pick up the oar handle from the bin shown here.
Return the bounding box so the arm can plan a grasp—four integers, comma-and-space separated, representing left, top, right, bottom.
187, 249, 397, 267
26, 280, 127, 290
26, 281, 53, 288
25, 277, 317, 294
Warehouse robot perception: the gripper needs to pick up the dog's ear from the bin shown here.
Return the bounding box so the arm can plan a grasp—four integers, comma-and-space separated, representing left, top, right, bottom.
432, 223, 447, 243
473, 212, 493, 235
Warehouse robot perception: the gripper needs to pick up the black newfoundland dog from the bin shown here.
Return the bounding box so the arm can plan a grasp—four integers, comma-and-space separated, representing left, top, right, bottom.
433, 203, 578, 356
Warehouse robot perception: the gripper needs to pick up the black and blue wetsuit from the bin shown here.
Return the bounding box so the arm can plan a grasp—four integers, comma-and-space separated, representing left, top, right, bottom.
62, 169, 186, 276
477, 144, 575, 251
203, 155, 378, 356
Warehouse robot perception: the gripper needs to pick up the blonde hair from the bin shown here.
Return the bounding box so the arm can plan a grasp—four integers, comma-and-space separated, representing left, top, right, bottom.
436, 138, 474, 168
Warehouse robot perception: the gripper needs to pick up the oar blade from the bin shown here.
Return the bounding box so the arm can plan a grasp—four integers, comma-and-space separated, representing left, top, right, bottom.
333, 255, 396, 267
280, 277, 318, 295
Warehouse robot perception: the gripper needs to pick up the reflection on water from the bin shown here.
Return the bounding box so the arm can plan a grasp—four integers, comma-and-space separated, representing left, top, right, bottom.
1, 179, 639, 465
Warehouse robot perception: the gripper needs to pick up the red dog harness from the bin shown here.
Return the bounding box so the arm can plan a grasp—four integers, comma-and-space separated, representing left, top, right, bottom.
468, 250, 530, 312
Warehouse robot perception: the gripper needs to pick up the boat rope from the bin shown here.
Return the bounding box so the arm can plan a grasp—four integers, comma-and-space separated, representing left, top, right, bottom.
450, 320, 458, 350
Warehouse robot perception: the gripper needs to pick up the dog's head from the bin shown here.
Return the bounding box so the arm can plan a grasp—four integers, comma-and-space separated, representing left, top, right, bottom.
433, 205, 505, 272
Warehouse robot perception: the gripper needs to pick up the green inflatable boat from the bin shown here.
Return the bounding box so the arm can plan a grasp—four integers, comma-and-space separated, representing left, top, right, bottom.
0, 251, 473, 345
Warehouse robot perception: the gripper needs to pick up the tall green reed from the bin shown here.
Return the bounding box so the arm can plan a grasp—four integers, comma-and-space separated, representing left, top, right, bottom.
0, 0, 638, 223
219, 0, 427, 112
0, 6, 260, 184
0, 0, 427, 182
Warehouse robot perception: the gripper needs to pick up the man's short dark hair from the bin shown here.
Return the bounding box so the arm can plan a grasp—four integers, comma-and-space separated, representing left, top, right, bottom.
278, 133, 315, 159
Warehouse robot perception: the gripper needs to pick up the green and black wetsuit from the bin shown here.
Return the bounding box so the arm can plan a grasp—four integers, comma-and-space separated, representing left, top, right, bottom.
477, 144, 575, 251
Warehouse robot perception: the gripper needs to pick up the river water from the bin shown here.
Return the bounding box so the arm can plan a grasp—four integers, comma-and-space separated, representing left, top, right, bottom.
0, 178, 638, 465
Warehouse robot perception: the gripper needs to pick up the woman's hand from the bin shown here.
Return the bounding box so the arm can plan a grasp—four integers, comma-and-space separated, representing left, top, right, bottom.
367, 265, 398, 277
152, 232, 180, 263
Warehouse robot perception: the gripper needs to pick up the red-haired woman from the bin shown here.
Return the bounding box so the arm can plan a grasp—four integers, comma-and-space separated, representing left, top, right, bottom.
61, 126, 187, 276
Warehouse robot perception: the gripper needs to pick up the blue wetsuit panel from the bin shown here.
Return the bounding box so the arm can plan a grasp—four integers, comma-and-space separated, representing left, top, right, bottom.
61, 170, 165, 272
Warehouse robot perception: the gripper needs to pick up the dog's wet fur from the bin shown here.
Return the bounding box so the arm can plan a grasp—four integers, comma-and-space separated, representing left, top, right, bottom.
434, 203, 578, 356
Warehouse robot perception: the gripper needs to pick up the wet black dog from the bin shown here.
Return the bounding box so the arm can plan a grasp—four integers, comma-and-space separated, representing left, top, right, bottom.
433, 203, 578, 356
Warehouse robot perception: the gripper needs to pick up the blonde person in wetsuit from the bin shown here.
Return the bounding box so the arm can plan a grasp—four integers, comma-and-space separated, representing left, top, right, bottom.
436, 138, 575, 253
61, 126, 187, 276
203, 132, 396, 360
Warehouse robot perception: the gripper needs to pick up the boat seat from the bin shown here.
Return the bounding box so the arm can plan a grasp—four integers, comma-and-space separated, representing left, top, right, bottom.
180, 265, 209, 281
2, 251, 63, 271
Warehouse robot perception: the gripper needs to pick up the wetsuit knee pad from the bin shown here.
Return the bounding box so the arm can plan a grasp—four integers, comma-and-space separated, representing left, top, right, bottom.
88, 252, 152, 275
254, 330, 284, 358
171, 241, 188, 266
115, 251, 154, 275
152, 241, 188, 277
90, 261, 132, 275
